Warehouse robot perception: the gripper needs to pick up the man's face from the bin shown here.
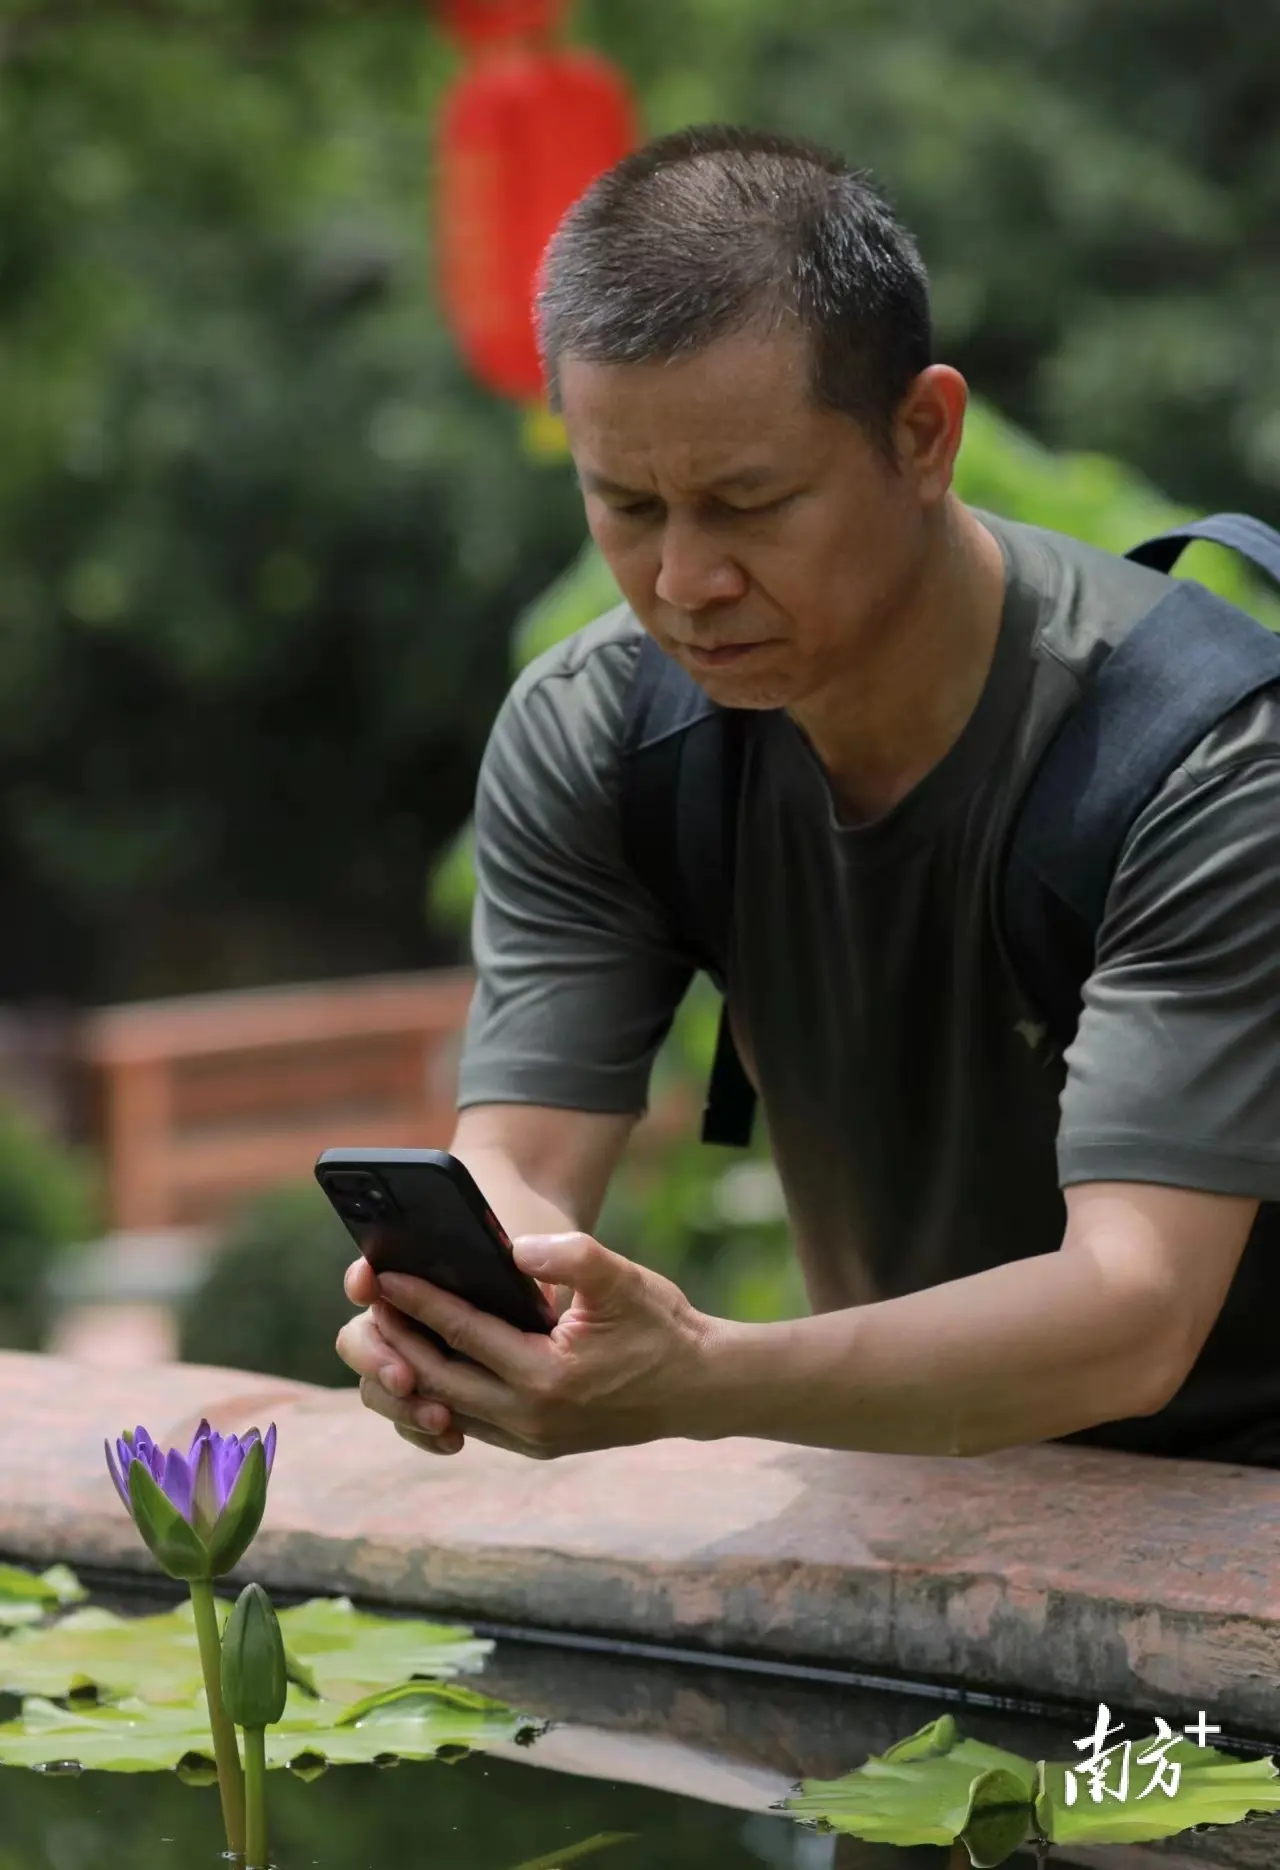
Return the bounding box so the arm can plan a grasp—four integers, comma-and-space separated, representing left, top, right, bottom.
559, 324, 939, 712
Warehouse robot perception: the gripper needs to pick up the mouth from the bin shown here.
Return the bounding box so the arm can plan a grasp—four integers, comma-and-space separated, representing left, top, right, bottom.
680, 640, 769, 669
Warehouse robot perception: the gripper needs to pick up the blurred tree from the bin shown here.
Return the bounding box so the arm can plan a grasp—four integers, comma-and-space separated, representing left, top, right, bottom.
0, 1100, 98, 1350
0, 11, 586, 999
177, 1181, 360, 1387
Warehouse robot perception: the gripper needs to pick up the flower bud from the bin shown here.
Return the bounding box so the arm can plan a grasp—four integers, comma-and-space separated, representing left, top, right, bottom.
221, 1582, 288, 1730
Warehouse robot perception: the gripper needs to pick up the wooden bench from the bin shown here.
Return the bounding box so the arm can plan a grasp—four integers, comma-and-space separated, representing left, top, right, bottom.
73, 968, 699, 1236
76, 971, 478, 1232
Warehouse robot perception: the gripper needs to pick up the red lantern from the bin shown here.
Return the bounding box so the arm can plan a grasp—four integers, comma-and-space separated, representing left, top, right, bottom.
435, 47, 638, 402
437, 0, 567, 47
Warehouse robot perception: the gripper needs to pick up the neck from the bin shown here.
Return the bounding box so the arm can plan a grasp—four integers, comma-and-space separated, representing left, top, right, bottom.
789, 499, 1006, 825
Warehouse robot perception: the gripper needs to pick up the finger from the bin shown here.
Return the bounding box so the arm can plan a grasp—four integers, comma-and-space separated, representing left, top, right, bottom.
536, 1277, 575, 1321
345, 1257, 378, 1306
375, 1275, 548, 1385
439, 1412, 530, 1458
359, 1373, 456, 1440
396, 1422, 466, 1458
335, 1311, 415, 1396
511, 1232, 631, 1314
374, 1302, 516, 1419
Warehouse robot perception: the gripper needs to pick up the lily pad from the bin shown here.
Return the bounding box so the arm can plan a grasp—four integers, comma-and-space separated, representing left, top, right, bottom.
783, 1717, 1037, 1847
1037, 1738, 1280, 1846
0, 1603, 213, 1703
0, 1679, 533, 1773
0, 1563, 87, 1630
275, 1596, 492, 1700
782, 1715, 1280, 1863
0, 1594, 489, 1705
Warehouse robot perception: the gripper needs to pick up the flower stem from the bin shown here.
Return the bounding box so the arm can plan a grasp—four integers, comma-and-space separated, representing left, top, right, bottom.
243, 1725, 269, 1869
188, 1580, 246, 1855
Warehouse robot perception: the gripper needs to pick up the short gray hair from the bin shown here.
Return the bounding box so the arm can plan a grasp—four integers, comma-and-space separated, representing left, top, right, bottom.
536, 124, 932, 451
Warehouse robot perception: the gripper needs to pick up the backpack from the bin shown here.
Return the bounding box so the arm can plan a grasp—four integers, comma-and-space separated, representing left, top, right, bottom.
618, 514, 1280, 1147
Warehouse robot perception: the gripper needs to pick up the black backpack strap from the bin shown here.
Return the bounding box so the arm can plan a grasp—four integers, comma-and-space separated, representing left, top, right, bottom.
1004, 517, 1280, 1047
1126, 512, 1280, 584
619, 634, 756, 1145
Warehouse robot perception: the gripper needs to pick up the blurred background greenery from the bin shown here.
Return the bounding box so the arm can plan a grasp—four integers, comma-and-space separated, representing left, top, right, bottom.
4, 0, 1279, 1372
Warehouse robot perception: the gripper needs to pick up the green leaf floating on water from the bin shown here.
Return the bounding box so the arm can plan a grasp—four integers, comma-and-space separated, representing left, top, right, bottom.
1037, 1738, 1280, 1846
783, 1715, 1280, 1864
0, 1564, 87, 1630
784, 1716, 1035, 1847
0, 1680, 534, 1773
0, 1593, 490, 1705
275, 1596, 493, 1701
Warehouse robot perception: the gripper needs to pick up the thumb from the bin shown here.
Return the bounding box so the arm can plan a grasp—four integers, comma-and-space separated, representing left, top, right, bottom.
512, 1232, 629, 1313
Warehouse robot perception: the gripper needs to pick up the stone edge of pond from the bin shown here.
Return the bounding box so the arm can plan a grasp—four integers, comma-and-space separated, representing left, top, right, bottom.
3, 1350, 1280, 1736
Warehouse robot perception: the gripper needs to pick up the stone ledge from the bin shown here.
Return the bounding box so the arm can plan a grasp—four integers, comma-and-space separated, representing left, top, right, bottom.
3, 1350, 1280, 1739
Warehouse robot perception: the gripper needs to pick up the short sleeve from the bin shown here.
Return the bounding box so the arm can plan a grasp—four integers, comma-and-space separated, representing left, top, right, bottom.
455, 625, 694, 1115
1058, 693, 1280, 1196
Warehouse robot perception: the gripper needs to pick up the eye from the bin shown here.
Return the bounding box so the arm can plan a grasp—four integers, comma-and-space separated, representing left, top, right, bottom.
727, 492, 794, 516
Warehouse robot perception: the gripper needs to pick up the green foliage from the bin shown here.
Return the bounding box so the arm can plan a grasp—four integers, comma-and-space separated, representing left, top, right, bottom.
0, 1101, 97, 1351
0, 1585, 491, 1707
176, 1183, 360, 1388
0, 10, 586, 999
782, 1713, 1280, 1860
5, 0, 1279, 1000
0, 1572, 530, 1776
0, 1564, 85, 1631
0, 1680, 529, 1775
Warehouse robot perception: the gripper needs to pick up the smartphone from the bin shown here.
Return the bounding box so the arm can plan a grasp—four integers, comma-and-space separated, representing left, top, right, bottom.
315, 1146, 555, 1359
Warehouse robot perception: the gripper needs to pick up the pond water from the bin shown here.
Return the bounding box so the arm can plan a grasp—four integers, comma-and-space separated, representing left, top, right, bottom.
3, 1578, 1278, 1870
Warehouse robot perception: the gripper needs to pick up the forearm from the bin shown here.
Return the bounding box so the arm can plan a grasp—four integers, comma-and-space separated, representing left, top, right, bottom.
448, 1103, 638, 1241
451, 1135, 584, 1237
696, 1240, 1185, 1456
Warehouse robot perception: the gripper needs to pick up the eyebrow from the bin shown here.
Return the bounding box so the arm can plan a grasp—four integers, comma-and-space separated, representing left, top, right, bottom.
578, 466, 781, 498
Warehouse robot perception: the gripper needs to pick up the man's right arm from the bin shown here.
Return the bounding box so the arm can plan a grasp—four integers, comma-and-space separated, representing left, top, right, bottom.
338, 620, 692, 1449
448, 1101, 639, 1240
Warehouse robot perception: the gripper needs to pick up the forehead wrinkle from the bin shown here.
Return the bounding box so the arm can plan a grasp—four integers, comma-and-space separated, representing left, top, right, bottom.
578, 462, 785, 498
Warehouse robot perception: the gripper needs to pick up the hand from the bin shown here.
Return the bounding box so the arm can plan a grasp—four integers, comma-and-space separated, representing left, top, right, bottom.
337, 1257, 466, 1456
335, 1233, 723, 1460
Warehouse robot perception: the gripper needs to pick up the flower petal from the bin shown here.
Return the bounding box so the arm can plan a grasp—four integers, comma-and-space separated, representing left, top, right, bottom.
161, 1446, 194, 1523
187, 1418, 213, 1460
262, 1424, 277, 1476
190, 1437, 219, 1540
104, 1439, 130, 1512
218, 1437, 248, 1515
205, 1439, 269, 1576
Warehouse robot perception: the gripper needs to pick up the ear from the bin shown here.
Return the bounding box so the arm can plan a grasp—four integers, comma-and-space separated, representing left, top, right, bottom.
894, 365, 969, 506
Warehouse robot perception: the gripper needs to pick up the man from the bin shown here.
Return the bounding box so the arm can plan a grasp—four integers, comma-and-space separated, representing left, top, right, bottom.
337, 125, 1280, 1468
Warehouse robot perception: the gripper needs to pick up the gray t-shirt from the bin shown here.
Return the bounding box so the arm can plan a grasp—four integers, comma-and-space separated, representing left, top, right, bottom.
458, 513, 1280, 1464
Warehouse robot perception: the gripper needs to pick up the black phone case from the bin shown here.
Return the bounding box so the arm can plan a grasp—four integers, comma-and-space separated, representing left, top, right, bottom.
315, 1147, 555, 1359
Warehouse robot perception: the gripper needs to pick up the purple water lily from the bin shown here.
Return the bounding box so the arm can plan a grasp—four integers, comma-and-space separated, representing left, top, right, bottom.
105, 1418, 277, 1581
106, 1420, 277, 1534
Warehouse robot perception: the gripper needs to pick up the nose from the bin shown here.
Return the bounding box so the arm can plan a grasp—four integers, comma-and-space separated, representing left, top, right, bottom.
654, 512, 747, 613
